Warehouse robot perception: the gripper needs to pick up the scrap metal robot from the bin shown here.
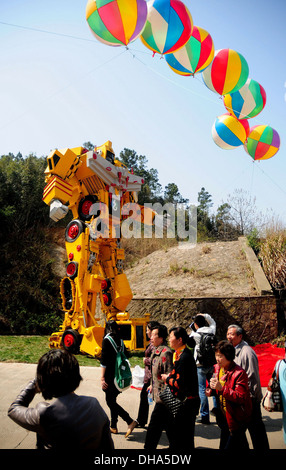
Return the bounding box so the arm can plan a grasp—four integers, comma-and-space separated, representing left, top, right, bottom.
43, 141, 156, 357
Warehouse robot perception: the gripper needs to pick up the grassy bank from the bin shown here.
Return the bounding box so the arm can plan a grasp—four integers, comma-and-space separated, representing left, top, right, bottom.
0, 336, 145, 368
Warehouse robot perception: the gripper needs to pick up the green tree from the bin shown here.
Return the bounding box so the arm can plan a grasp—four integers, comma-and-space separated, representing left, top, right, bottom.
119, 148, 162, 204
0, 152, 62, 334
0, 153, 49, 235
163, 183, 188, 205
197, 187, 214, 239
214, 202, 237, 240
198, 187, 213, 214
82, 141, 95, 151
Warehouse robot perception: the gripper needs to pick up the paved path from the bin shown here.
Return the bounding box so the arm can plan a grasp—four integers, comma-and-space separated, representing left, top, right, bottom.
1, 362, 285, 451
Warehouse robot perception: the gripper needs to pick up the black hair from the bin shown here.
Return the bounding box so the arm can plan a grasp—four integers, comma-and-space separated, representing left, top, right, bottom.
147, 320, 161, 330
169, 326, 194, 348
36, 349, 82, 400
104, 320, 120, 337
153, 324, 168, 341
193, 314, 207, 328
215, 340, 235, 361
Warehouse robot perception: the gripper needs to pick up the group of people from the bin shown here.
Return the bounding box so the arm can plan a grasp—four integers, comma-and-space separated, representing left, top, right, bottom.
100, 319, 199, 451
7, 315, 286, 452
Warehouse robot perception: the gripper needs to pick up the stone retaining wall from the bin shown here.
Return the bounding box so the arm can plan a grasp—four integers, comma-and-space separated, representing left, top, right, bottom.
126, 296, 278, 344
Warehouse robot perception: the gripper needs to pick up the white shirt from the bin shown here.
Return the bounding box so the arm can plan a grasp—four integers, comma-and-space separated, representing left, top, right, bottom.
189, 314, 216, 366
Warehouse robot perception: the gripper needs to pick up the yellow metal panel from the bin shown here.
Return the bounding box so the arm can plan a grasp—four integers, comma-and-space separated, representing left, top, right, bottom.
116, 249, 125, 260
86, 274, 102, 293
113, 273, 133, 311
80, 325, 104, 357
43, 176, 73, 205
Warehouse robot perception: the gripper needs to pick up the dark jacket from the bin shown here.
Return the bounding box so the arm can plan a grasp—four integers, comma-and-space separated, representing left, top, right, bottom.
8, 380, 114, 450
100, 333, 128, 386
166, 347, 200, 409
214, 362, 252, 431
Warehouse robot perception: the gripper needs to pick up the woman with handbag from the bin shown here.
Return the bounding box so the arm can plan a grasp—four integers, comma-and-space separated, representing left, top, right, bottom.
206, 340, 252, 450
135, 320, 160, 428
144, 324, 173, 451
161, 327, 200, 452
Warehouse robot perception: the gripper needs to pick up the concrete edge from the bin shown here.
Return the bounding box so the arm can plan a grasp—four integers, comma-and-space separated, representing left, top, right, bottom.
239, 237, 273, 296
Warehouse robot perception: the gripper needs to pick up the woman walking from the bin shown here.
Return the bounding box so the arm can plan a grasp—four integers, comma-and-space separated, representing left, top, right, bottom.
100, 321, 137, 438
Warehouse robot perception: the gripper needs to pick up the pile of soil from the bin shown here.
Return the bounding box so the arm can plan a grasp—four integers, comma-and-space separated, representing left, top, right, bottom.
125, 240, 258, 298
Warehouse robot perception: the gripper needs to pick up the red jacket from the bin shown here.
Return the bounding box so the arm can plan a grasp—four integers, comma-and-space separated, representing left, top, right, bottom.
214, 362, 252, 431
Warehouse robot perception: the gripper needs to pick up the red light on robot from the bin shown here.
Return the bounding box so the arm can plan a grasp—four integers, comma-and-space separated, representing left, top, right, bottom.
66, 262, 78, 278
101, 280, 108, 290
67, 223, 79, 240
81, 199, 93, 216
63, 333, 75, 348
103, 293, 112, 306
68, 253, 74, 260
76, 245, 81, 252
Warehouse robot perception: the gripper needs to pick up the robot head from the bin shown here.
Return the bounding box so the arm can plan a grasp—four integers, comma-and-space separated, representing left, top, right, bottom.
44, 148, 80, 179
96, 141, 115, 165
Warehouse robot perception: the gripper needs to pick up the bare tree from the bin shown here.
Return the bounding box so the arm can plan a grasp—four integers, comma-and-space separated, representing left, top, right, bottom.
225, 189, 261, 236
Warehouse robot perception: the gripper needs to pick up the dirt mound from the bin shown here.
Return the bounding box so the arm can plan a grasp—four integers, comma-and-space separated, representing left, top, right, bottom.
125, 240, 258, 298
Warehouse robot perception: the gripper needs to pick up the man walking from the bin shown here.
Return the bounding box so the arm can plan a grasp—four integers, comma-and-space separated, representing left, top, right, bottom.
190, 313, 218, 424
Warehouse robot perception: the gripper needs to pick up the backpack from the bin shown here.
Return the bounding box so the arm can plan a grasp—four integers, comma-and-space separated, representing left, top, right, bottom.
197, 332, 217, 367
106, 335, 132, 391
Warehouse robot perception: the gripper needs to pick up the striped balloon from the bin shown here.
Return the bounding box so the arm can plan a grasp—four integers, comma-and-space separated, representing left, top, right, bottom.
239, 117, 250, 138
165, 25, 214, 75
202, 49, 249, 95
212, 114, 248, 150
140, 0, 193, 55
244, 125, 280, 160
86, 0, 148, 46
223, 78, 266, 120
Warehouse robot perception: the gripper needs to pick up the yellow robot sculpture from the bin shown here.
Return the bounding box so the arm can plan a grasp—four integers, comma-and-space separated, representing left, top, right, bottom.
43, 141, 152, 357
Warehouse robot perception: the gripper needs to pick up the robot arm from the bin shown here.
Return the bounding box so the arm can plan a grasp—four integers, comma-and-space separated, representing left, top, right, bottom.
49, 199, 69, 222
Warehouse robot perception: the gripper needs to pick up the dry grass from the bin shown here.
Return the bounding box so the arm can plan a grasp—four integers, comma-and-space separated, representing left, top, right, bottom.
260, 231, 286, 290
121, 234, 177, 268
201, 244, 212, 254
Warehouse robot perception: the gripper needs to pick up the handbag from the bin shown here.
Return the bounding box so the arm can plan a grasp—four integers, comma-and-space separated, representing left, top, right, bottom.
159, 385, 186, 418
262, 389, 276, 412
262, 360, 283, 412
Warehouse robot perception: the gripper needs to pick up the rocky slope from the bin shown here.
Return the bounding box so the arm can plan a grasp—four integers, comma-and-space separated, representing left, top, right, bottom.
125, 240, 258, 298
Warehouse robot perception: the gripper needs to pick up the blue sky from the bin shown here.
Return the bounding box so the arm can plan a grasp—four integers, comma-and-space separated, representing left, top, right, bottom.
0, 0, 285, 225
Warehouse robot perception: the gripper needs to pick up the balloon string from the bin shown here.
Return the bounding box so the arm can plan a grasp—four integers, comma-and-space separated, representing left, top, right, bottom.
249, 159, 255, 198
127, 46, 221, 106
254, 162, 286, 198
126, 46, 251, 120
1, 20, 255, 121
0, 21, 96, 43
0, 48, 128, 133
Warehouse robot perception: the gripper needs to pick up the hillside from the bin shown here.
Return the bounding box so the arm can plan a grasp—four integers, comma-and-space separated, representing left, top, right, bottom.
125, 240, 258, 298
48, 234, 259, 298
